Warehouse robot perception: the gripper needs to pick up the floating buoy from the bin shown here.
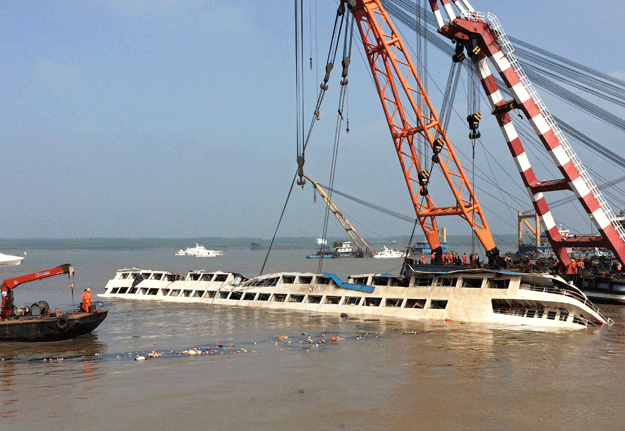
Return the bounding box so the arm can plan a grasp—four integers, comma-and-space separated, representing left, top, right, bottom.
445, 318, 452, 322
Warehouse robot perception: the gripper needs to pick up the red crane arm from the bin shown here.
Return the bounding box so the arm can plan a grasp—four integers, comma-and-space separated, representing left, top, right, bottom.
1, 263, 73, 291
1, 264, 74, 319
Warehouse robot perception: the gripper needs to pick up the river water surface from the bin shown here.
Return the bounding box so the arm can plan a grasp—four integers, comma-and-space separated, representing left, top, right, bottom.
1, 248, 625, 430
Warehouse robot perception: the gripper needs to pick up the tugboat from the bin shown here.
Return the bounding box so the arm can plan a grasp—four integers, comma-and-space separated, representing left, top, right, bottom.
0, 264, 108, 342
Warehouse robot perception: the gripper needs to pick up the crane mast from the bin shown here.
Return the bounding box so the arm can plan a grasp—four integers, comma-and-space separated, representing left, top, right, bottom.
304, 174, 371, 254
343, 0, 503, 266
428, 0, 625, 271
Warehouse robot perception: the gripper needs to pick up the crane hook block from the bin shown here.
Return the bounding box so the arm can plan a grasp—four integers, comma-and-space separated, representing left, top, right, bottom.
467, 112, 481, 129
297, 156, 306, 186
324, 63, 334, 84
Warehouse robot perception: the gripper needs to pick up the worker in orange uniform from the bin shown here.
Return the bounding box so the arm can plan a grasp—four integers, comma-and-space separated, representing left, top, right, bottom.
462, 253, 467, 266
81, 288, 92, 312
421, 253, 425, 264
576, 259, 584, 276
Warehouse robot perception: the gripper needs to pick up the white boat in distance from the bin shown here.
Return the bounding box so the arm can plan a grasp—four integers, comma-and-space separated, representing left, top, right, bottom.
373, 246, 405, 259
174, 243, 223, 258
101, 267, 612, 330
0, 252, 24, 266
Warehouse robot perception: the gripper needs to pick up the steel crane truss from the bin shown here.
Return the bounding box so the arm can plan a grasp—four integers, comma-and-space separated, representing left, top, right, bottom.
345, 0, 499, 259
429, 0, 625, 269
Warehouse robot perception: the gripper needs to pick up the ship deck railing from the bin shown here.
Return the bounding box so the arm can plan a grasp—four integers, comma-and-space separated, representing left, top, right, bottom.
519, 283, 614, 325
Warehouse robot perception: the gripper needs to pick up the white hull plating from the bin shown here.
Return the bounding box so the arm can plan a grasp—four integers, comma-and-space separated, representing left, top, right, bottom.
101, 267, 611, 330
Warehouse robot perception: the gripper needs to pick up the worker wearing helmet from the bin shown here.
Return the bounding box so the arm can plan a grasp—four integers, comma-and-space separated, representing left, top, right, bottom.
81, 288, 92, 313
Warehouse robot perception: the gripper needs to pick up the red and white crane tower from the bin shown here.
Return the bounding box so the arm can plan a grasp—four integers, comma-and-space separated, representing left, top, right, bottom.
426, 0, 625, 271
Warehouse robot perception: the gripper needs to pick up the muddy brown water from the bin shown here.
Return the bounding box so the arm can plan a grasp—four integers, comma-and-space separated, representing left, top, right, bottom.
1, 248, 625, 430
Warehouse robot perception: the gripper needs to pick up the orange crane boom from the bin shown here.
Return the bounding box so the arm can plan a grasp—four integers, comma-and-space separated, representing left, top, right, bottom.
343, 0, 503, 266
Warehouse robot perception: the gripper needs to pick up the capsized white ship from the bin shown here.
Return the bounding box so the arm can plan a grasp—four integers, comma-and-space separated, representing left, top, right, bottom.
174, 243, 223, 257
101, 267, 612, 330
0, 252, 24, 266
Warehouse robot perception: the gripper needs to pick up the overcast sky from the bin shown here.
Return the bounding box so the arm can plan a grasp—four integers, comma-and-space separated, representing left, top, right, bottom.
1, 0, 624, 242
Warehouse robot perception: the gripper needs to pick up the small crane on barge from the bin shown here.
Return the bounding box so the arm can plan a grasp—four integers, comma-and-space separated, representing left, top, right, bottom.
0, 264, 108, 342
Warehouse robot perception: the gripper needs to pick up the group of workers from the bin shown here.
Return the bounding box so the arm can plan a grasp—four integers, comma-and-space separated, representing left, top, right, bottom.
418, 251, 481, 267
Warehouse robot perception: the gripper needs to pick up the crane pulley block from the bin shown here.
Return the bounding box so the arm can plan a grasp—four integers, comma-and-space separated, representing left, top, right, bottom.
467, 34, 481, 58
432, 138, 444, 163
418, 170, 430, 196
452, 43, 465, 63
467, 113, 481, 140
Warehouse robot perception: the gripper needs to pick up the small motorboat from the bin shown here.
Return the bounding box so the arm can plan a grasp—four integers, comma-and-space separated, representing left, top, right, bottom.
0, 252, 25, 266
0, 264, 108, 342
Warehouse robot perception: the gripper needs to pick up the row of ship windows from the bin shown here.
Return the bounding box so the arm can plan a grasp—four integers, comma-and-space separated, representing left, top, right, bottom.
107, 286, 449, 309
492, 299, 589, 326
117, 273, 513, 289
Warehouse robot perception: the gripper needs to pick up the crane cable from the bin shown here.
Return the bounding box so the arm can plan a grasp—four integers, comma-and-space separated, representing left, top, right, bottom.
318, 10, 354, 273
262, 3, 349, 275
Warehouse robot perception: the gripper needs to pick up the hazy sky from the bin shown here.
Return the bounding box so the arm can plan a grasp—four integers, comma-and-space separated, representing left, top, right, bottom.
1, 0, 624, 244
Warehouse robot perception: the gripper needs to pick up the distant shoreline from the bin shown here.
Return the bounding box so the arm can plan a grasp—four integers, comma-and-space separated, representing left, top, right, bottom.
0, 234, 519, 253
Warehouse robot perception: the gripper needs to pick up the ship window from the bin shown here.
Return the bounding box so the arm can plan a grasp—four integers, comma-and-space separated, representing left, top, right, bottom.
273, 294, 287, 302
351, 277, 368, 285
192, 290, 203, 298
214, 274, 228, 282
181, 290, 192, 297
372, 277, 389, 286
109, 287, 118, 294
345, 296, 361, 305
141, 273, 151, 279
325, 296, 341, 304
547, 311, 557, 320
161, 289, 170, 296
139, 288, 148, 295
200, 274, 214, 281
299, 276, 313, 284
389, 278, 409, 287
243, 292, 256, 300
128, 287, 138, 294
573, 316, 584, 325
559, 311, 569, 322
307, 295, 322, 304
365, 297, 382, 306
189, 273, 201, 281
413, 277, 433, 287
526, 310, 536, 318
289, 294, 304, 303
170, 289, 180, 296
118, 287, 128, 294
593, 282, 610, 292
405, 299, 426, 309
429, 300, 448, 309
462, 278, 483, 288
535, 309, 544, 318
204, 291, 216, 298
257, 293, 270, 301
487, 279, 510, 289
121, 273, 129, 280
317, 277, 333, 285
438, 278, 457, 287
230, 292, 242, 300
148, 288, 158, 296
218, 292, 229, 299
384, 298, 403, 307
282, 275, 295, 284
166, 274, 176, 282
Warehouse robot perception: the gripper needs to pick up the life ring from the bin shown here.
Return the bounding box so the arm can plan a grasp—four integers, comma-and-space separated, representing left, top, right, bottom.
56, 317, 69, 330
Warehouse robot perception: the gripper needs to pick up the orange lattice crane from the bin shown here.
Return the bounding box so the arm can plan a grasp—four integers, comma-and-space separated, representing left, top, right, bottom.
342, 0, 503, 266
